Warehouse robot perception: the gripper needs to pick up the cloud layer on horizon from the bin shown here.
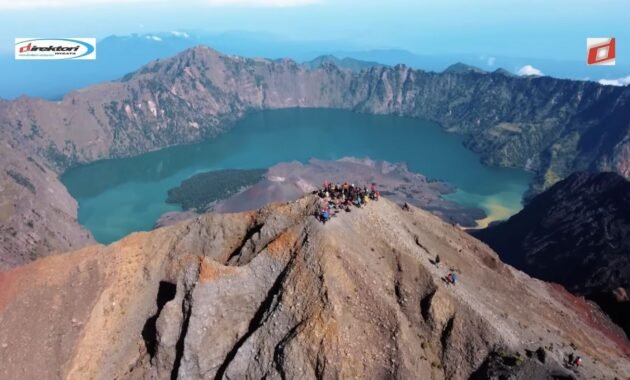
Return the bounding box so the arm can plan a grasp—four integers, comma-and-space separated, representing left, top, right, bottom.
517, 65, 543, 76
0, 0, 318, 8
207, 0, 318, 6
0, 0, 159, 9
599, 76, 630, 87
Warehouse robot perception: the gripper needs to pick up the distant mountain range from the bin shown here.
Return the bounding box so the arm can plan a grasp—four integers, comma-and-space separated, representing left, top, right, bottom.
1, 31, 628, 100
303, 55, 385, 72
474, 172, 630, 336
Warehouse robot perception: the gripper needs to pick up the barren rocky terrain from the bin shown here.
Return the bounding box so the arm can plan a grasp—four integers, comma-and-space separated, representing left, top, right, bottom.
474, 172, 630, 338
0, 196, 628, 379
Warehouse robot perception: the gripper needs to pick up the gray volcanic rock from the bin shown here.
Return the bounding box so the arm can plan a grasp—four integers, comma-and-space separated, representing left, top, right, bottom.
153, 210, 198, 229
0, 144, 93, 269
473, 172, 630, 336
1, 45, 630, 266
0, 197, 628, 379
470, 350, 576, 380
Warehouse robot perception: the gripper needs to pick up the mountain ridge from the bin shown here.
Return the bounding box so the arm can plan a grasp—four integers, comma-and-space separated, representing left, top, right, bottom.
473, 171, 630, 336
1, 45, 630, 267
443, 62, 486, 74
0, 196, 628, 379
303, 54, 385, 72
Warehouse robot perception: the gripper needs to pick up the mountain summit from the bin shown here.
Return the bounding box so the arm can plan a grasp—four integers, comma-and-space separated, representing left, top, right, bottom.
0, 196, 627, 379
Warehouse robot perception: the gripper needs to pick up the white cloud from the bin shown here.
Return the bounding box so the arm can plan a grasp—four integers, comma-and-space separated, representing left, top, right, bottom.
598, 76, 630, 87
146, 35, 162, 41
206, 0, 319, 6
0, 0, 159, 9
487, 56, 495, 66
0, 0, 318, 8
517, 65, 543, 76
171, 31, 190, 38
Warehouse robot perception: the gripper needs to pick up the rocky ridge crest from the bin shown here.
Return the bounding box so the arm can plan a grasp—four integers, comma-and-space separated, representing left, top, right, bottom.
0, 197, 627, 379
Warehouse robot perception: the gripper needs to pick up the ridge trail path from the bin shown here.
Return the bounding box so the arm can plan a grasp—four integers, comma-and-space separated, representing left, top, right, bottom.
0, 195, 628, 379
322, 198, 630, 377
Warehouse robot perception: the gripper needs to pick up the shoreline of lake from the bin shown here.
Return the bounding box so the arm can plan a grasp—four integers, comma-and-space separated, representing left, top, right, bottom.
61, 108, 532, 243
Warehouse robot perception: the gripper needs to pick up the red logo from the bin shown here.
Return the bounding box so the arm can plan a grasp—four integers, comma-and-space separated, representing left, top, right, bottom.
19, 43, 32, 53
587, 38, 616, 66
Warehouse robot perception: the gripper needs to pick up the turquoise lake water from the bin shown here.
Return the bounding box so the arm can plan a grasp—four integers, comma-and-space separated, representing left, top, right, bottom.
61, 108, 533, 244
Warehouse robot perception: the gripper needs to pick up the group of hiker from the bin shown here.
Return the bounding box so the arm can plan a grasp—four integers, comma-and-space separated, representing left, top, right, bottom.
314, 183, 589, 373
567, 353, 582, 368
316, 181, 380, 223
432, 254, 458, 285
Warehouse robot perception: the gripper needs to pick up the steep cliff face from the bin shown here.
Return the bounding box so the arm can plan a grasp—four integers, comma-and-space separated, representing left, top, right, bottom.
473, 172, 630, 336
0, 48, 354, 172
1, 45, 630, 266
1, 46, 628, 178
0, 197, 628, 379
349, 67, 630, 195
0, 144, 93, 269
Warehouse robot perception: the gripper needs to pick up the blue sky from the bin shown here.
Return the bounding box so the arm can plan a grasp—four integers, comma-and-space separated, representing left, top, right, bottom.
0, 0, 628, 66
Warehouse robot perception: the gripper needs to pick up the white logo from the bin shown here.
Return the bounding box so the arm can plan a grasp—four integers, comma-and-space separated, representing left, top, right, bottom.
15, 38, 96, 60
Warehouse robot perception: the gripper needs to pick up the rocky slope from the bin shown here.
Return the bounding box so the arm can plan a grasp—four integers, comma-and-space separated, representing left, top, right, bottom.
473, 172, 630, 337
0, 143, 93, 268
1, 45, 630, 266
0, 196, 628, 379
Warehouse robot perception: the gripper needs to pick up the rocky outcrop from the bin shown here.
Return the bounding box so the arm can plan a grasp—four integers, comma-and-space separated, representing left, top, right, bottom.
0, 144, 93, 269
0, 197, 628, 379
473, 172, 630, 336
470, 350, 576, 380
1, 45, 630, 266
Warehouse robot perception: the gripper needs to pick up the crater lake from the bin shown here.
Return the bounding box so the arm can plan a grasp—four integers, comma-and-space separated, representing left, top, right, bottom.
61, 108, 533, 243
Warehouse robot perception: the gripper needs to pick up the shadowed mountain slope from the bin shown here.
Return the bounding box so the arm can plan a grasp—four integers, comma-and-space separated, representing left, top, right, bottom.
474, 172, 630, 337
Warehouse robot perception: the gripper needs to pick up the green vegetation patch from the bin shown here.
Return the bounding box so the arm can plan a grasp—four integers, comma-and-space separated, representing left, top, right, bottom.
166, 168, 266, 211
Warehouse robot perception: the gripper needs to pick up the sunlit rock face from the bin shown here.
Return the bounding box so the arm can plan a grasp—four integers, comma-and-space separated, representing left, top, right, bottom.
0, 196, 628, 379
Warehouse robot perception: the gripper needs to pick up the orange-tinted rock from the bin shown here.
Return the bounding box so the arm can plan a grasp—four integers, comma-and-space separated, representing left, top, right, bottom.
0, 196, 628, 379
